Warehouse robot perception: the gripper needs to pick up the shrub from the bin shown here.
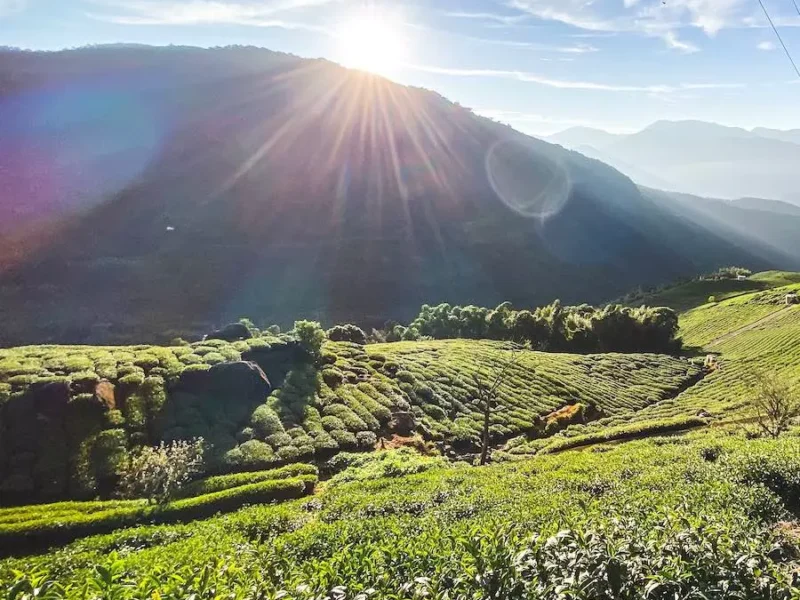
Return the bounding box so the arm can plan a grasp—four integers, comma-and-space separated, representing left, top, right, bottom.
322, 368, 344, 388
327, 325, 367, 345
225, 440, 276, 470
356, 431, 377, 449
118, 438, 205, 504
321, 415, 346, 432
250, 405, 284, 439
266, 432, 293, 448
177, 463, 318, 498
276, 445, 301, 462
330, 429, 358, 450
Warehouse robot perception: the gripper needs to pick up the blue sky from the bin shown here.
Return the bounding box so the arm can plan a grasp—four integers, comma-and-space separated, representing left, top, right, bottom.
3, 0, 800, 135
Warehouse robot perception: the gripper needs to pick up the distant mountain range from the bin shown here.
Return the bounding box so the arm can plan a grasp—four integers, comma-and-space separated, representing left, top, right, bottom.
1, 46, 799, 344
549, 121, 800, 205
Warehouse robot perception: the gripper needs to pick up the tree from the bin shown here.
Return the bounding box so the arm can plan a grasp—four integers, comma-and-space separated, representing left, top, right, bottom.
751, 371, 799, 438
472, 346, 522, 465
293, 320, 326, 361
118, 438, 205, 504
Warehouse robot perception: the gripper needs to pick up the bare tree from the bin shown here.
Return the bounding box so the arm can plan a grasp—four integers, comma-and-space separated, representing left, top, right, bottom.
751, 371, 799, 438
472, 345, 523, 465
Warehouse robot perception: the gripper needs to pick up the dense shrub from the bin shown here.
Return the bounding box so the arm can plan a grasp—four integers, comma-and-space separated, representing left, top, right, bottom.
250, 405, 284, 439
326, 325, 367, 345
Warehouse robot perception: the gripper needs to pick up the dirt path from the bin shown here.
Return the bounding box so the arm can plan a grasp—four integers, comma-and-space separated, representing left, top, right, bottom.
706, 305, 797, 348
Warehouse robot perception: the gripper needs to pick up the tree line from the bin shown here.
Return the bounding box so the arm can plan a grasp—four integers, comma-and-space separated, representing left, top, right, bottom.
372, 300, 681, 354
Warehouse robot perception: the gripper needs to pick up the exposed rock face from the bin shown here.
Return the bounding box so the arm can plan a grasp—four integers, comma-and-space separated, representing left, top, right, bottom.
390, 411, 417, 437
242, 342, 305, 388
206, 323, 252, 342
94, 380, 116, 410
175, 361, 272, 398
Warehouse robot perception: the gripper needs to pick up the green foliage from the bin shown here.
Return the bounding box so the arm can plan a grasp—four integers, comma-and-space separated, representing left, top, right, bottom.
176, 463, 318, 498
3, 434, 800, 597
326, 324, 367, 345
293, 320, 326, 361
327, 448, 448, 485
118, 439, 205, 504
250, 405, 284, 439
394, 300, 681, 354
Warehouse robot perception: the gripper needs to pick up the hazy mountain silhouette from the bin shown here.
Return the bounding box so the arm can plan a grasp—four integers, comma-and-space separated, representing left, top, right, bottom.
549, 121, 800, 205
0, 46, 798, 344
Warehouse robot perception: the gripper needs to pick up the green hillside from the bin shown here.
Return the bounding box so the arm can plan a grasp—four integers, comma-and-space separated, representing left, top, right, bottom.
0, 333, 700, 502
630, 270, 800, 313
527, 273, 800, 453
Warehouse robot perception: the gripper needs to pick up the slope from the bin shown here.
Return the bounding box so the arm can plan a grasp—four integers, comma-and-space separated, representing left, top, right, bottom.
0, 334, 700, 502
0, 46, 794, 345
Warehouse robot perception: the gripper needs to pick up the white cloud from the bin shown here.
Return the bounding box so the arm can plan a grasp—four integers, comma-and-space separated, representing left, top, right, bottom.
86, 0, 336, 28
404, 62, 743, 94
661, 30, 700, 53
757, 40, 776, 50
507, 0, 754, 50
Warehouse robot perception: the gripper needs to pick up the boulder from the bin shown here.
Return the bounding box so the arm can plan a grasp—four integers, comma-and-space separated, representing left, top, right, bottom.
390, 411, 417, 437
30, 380, 71, 416
175, 361, 271, 399
206, 323, 252, 342
242, 342, 305, 386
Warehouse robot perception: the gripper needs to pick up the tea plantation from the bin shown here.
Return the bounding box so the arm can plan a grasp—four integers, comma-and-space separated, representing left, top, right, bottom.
5, 433, 800, 598
2, 270, 800, 598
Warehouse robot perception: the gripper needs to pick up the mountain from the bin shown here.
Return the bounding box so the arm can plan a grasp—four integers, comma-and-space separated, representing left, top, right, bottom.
1, 46, 799, 345
549, 120, 800, 205
752, 127, 800, 145
546, 127, 622, 150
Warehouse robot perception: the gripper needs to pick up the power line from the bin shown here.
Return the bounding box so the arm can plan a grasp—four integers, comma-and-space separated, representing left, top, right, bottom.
791, 0, 800, 17
757, 0, 800, 78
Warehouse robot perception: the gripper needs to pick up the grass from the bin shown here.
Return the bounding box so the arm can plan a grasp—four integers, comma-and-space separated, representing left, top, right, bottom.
3, 432, 800, 597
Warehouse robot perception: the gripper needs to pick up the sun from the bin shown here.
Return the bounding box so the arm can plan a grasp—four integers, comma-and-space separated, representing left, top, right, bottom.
335, 9, 407, 76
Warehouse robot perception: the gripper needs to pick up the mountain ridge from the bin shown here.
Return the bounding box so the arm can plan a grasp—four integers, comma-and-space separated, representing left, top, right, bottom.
0, 46, 798, 344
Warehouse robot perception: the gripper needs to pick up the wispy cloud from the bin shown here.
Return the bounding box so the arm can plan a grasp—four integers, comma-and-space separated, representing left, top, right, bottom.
451, 31, 598, 54
504, 0, 761, 51
441, 10, 530, 26
0, 0, 25, 17
661, 30, 700, 53
757, 40, 776, 51
405, 62, 743, 94
86, 0, 335, 29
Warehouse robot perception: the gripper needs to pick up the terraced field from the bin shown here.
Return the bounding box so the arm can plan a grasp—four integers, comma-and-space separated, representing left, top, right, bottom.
678, 283, 800, 348
370, 340, 701, 441
631, 270, 800, 313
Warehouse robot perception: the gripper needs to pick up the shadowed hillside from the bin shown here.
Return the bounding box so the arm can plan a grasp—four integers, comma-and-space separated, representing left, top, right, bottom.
1, 46, 798, 344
